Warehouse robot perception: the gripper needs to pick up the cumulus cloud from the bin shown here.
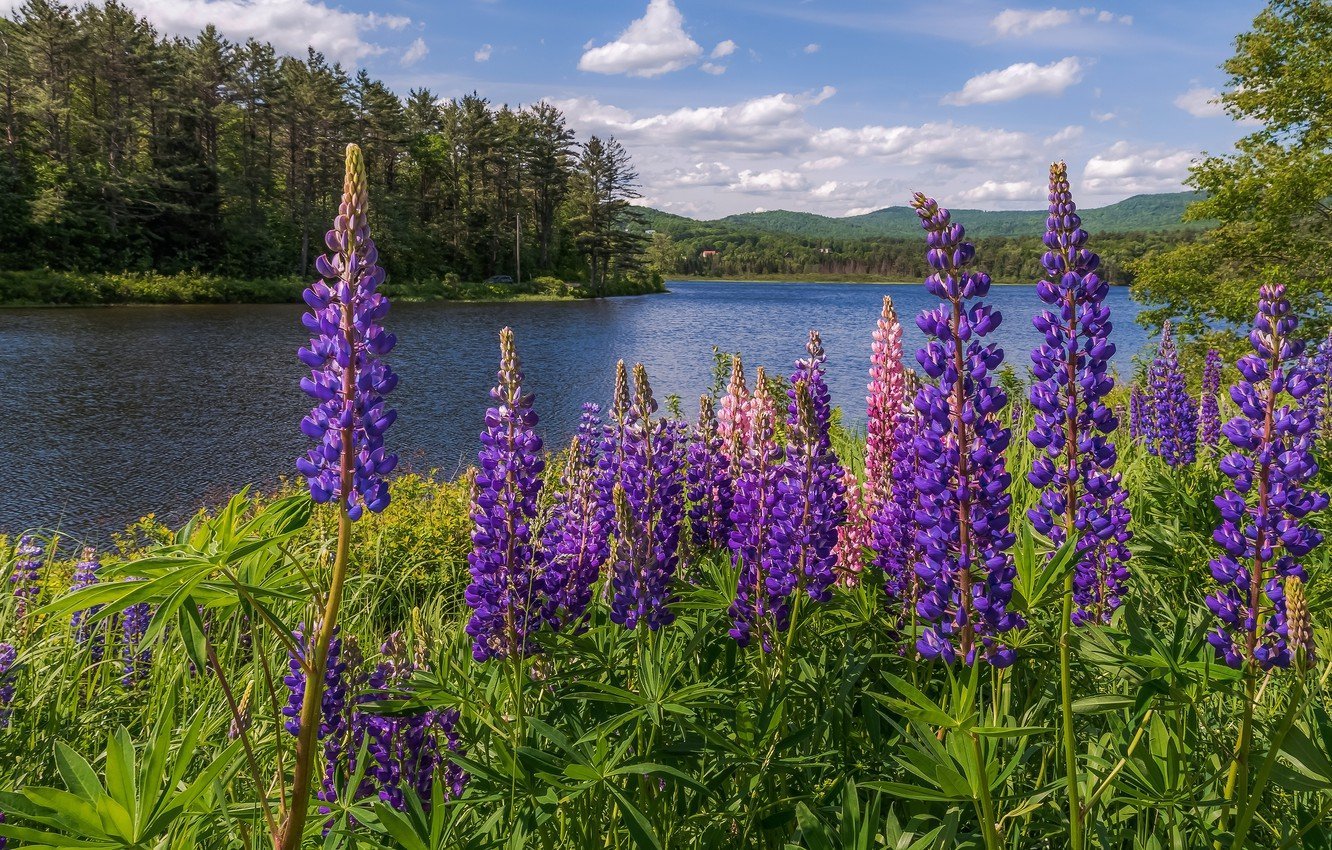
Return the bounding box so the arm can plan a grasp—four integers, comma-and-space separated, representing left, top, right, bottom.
1044, 124, 1084, 145
1092, 110, 1117, 122
120, 0, 410, 64
958, 179, 1044, 202
701, 62, 726, 74
804, 43, 820, 53
811, 121, 1032, 165
658, 161, 734, 188
1082, 141, 1194, 194
800, 155, 846, 170
943, 56, 1084, 105
992, 6, 1132, 37
578, 0, 703, 77
1174, 85, 1225, 118
474, 43, 493, 62
729, 169, 807, 192
711, 39, 736, 58
401, 37, 428, 67
811, 180, 839, 198
554, 86, 836, 153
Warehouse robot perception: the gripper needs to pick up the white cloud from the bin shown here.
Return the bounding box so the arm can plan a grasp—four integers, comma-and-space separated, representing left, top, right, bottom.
804, 43, 821, 53
578, 0, 702, 77
659, 161, 734, 187
474, 43, 493, 62
958, 179, 1044, 202
844, 206, 878, 217
120, 0, 410, 64
1174, 85, 1225, 118
711, 39, 736, 58
1044, 124, 1084, 145
554, 86, 836, 153
811, 180, 839, 198
943, 56, 1084, 105
1092, 110, 1117, 122
701, 62, 726, 74
812, 122, 1032, 165
801, 156, 846, 170
991, 8, 1073, 37
401, 37, 428, 66
1082, 141, 1194, 194
992, 6, 1132, 37
729, 169, 807, 192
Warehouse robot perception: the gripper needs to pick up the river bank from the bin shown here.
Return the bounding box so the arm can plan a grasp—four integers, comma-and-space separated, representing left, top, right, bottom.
0, 269, 665, 307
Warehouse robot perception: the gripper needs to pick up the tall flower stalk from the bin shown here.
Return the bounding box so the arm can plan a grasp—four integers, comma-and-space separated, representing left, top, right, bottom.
909, 193, 1021, 670
728, 368, 784, 649
1205, 285, 1325, 847
1200, 349, 1223, 449
465, 327, 547, 660
10, 535, 42, 622
541, 403, 611, 628
285, 143, 397, 850
0, 643, 15, 729
686, 394, 734, 550
1145, 321, 1198, 466
1026, 162, 1128, 849
608, 365, 687, 630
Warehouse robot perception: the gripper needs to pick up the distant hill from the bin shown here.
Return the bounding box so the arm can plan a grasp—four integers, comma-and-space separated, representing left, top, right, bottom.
636, 192, 1209, 241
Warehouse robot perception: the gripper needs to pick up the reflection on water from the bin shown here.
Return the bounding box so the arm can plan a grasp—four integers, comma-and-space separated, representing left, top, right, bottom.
2, 280, 1149, 539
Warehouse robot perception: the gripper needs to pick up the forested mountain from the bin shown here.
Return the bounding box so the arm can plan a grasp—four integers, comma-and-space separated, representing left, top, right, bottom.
638, 192, 1207, 241
0, 0, 647, 292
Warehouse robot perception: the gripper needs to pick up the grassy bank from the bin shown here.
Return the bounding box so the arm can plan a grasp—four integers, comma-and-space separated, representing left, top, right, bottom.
0, 269, 665, 307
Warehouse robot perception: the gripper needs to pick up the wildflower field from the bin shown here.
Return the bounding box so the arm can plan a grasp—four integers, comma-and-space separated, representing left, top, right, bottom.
0, 146, 1329, 850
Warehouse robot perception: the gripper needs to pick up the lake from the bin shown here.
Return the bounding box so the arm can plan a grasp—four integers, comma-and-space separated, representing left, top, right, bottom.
4, 280, 1151, 540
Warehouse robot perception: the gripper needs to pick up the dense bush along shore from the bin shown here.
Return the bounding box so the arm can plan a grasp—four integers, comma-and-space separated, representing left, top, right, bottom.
0, 149, 1330, 850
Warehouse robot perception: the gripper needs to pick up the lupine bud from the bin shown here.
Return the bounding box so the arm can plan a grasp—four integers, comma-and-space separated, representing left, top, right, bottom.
1027, 162, 1130, 626
1145, 320, 1198, 466
296, 144, 398, 520
908, 194, 1022, 667
1285, 576, 1314, 672
1200, 349, 1222, 449
1206, 284, 1327, 670
465, 328, 548, 661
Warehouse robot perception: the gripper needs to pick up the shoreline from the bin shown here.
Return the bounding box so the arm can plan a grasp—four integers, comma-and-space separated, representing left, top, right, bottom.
666, 275, 1043, 286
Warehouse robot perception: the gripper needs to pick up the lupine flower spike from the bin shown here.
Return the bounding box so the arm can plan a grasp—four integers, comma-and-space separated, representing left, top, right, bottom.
608, 364, 687, 630
297, 144, 398, 520
717, 354, 752, 468
1200, 349, 1223, 449
728, 367, 785, 649
1145, 320, 1198, 466
10, 535, 42, 621
1027, 161, 1130, 626
0, 643, 16, 728
909, 193, 1022, 667
541, 404, 612, 628
686, 394, 735, 550
769, 332, 847, 608
465, 327, 548, 661
833, 468, 870, 587
1207, 283, 1326, 670
70, 547, 104, 659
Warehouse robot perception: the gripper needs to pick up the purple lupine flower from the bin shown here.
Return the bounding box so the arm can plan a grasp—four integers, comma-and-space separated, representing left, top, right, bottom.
296, 144, 398, 520
10, 535, 42, 621
1027, 161, 1130, 626
607, 365, 687, 630
1145, 320, 1198, 466
768, 332, 847, 607
1207, 283, 1327, 670
0, 643, 16, 728
908, 194, 1022, 667
465, 327, 547, 662
1129, 385, 1149, 444
686, 395, 734, 550
1199, 348, 1223, 450
872, 404, 923, 622
69, 547, 105, 661
728, 368, 785, 649
541, 403, 612, 628
120, 598, 152, 688
1312, 330, 1332, 442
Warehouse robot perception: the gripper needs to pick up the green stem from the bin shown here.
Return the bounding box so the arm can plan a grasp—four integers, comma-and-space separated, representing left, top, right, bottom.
1060, 570, 1083, 850
279, 505, 352, 850
971, 730, 1002, 850
1231, 677, 1304, 850
1220, 667, 1258, 843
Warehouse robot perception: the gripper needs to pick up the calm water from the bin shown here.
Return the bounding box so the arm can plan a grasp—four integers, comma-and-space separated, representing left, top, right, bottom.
4, 280, 1149, 540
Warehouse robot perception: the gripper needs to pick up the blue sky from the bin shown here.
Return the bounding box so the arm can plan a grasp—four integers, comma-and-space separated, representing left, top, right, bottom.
108, 0, 1264, 217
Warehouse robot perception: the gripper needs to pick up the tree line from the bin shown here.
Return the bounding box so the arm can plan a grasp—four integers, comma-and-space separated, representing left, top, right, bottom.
0, 0, 649, 293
